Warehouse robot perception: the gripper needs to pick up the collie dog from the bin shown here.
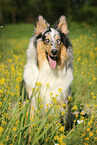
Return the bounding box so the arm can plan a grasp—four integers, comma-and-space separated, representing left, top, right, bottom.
23, 15, 73, 128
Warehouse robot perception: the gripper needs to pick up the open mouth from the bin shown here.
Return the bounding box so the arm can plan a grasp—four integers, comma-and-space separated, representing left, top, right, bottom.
46, 52, 57, 69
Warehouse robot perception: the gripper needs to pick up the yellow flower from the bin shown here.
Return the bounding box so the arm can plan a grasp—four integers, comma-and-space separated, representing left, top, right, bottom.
75, 114, 78, 118
54, 135, 59, 140
89, 132, 93, 136
81, 132, 85, 137
91, 115, 94, 119
50, 104, 53, 107
68, 96, 72, 101
56, 104, 60, 108
72, 105, 77, 110
62, 103, 66, 108
95, 137, 97, 140
0, 102, 2, 107
3, 98, 6, 101
58, 134, 65, 143
89, 82, 92, 85
46, 124, 49, 127
7, 59, 12, 62
26, 113, 28, 116
0, 126, 4, 134
81, 116, 84, 120
46, 104, 49, 107
85, 137, 89, 141
15, 121, 19, 125
77, 57, 81, 61
58, 88, 62, 93
32, 107, 34, 110
0, 78, 5, 85
61, 143, 66, 145
76, 38, 79, 41
32, 88, 34, 91
27, 99, 29, 102
95, 47, 97, 51
88, 120, 93, 126
46, 83, 49, 88
19, 102, 21, 105
35, 82, 41, 86
87, 128, 90, 131
62, 112, 65, 115
50, 92, 53, 96
12, 127, 17, 132
52, 97, 57, 104
93, 77, 96, 81
93, 96, 96, 99
0, 90, 3, 94
16, 77, 22, 82
87, 104, 90, 107
55, 94, 58, 97
2, 120, 6, 126
59, 126, 64, 132
46, 137, 50, 142
91, 92, 93, 95
16, 85, 19, 89
94, 105, 97, 108
40, 104, 43, 108
92, 33, 96, 36
80, 111, 84, 115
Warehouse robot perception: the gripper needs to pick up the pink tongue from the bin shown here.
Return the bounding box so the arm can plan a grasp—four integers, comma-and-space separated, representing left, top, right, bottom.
48, 55, 56, 69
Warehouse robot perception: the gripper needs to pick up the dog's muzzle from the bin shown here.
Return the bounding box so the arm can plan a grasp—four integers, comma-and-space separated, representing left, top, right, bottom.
46, 49, 58, 69
51, 49, 58, 56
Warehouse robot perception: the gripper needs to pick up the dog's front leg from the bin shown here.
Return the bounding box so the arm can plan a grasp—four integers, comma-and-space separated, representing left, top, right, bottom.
65, 99, 73, 130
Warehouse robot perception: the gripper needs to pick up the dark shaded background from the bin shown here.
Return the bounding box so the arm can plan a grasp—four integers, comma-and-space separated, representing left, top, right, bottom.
0, 0, 97, 25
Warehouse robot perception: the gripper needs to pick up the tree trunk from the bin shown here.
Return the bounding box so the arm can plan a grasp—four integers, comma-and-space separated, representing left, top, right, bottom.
12, 8, 16, 23
0, 5, 4, 25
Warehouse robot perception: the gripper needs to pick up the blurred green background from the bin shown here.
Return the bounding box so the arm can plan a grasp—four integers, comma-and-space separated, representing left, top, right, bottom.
0, 0, 97, 25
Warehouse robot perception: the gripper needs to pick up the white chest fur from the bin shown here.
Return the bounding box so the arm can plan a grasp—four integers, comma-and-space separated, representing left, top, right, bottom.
24, 59, 73, 106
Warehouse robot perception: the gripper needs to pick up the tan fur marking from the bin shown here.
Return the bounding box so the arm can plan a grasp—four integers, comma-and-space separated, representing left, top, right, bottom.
55, 35, 60, 39
57, 16, 68, 34
42, 41, 51, 56
36, 16, 49, 35
37, 41, 47, 69
45, 35, 51, 39
57, 45, 67, 69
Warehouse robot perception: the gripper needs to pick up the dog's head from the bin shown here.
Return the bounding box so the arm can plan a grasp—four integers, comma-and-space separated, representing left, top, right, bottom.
35, 15, 72, 69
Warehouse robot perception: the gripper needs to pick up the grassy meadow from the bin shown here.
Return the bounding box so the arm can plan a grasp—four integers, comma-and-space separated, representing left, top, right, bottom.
0, 23, 97, 145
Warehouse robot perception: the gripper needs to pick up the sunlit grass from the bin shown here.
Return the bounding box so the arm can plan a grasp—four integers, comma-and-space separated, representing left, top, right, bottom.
0, 23, 97, 145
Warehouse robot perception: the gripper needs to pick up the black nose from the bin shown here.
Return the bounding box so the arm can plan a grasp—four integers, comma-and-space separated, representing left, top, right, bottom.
51, 49, 58, 55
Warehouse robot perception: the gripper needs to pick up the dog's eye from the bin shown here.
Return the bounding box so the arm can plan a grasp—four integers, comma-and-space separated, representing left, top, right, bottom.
44, 39, 50, 44
57, 39, 61, 44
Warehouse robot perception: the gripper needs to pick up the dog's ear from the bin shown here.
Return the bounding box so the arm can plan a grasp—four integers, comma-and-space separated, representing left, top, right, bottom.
35, 15, 50, 35
57, 16, 69, 34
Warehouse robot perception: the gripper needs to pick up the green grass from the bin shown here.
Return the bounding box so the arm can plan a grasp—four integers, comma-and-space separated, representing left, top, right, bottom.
0, 23, 97, 145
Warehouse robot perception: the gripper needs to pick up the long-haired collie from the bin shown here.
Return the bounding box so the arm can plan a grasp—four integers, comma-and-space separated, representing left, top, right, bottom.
23, 15, 73, 129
